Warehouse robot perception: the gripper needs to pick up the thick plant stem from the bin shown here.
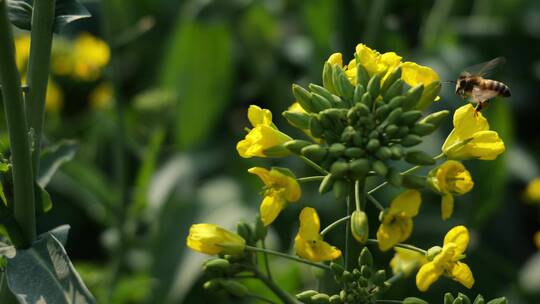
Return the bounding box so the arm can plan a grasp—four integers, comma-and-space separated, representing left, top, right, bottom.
0, 0, 36, 246
253, 268, 297, 304
26, 0, 56, 174
0, 274, 17, 304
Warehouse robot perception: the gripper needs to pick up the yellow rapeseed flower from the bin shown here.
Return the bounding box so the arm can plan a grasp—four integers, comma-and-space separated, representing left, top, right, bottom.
524, 178, 540, 203
428, 161, 474, 220
376, 190, 421, 251
294, 207, 342, 262
416, 225, 474, 291
442, 104, 505, 160
72, 33, 110, 81
186, 223, 245, 255
248, 167, 301, 226
89, 82, 114, 110
14, 35, 30, 72
237, 105, 292, 158
535, 231, 540, 249
390, 247, 427, 277
45, 80, 64, 112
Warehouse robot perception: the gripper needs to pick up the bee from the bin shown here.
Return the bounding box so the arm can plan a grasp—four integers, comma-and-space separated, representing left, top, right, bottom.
455, 57, 511, 113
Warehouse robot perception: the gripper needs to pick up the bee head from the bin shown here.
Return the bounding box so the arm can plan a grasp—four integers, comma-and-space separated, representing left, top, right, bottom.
455, 78, 467, 98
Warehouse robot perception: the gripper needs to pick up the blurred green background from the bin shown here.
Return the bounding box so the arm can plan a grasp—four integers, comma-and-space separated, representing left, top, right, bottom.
7, 0, 540, 303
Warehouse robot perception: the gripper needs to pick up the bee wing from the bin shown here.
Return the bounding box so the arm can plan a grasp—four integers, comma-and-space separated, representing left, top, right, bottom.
471, 86, 499, 103
462, 57, 506, 78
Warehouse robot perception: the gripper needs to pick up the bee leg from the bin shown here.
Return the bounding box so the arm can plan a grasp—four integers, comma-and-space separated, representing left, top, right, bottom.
473, 102, 483, 116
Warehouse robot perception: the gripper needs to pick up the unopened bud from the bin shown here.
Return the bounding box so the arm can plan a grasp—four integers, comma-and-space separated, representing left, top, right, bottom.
386, 107, 403, 124
236, 222, 252, 242
361, 92, 374, 109
473, 295, 485, 304
301, 144, 328, 162
416, 81, 441, 111
329, 294, 342, 304
350, 159, 370, 179
380, 67, 402, 96
366, 138, 380, 152
203, 258, 230, 274
388, 96, 406, 109
411, 123, 436, 136
402, 84, 424, 110
402, 174, 427, 189
254, 216, 267, 240
329, 143, 346, 157
284, 139, 312, 154
283, 111, 311, 129
309, 116, 324, 138
401, 134, 422, 147
386, 168, 403, 187
420, 110, 449, 127
312, 93, 333, 112
457, 293, 471, 304
311, 293, 331, 304
367, 74, 381, 98
344, 147, 365, 158
330, 161, 349, 178
358, 247, 373, 267
334, 69, 355, 100
400, 110, 423, 125
375, 146, 392, 160
383, 79, 404, 102
203, 279, 223, 291
353, 85, 366, 104
292, 84, 315, 113
356, 64, 370, 88
405, 150, 436, 165
319, 174, 334, 194
444, 293, 455, 304
372, 269, 387, 286
350, 210, 369, 244
222, 280, 248, 297
333, 179, 349, 200
323, 62, 337, 94
403, 297, 429, 304
372, 160, 388, 176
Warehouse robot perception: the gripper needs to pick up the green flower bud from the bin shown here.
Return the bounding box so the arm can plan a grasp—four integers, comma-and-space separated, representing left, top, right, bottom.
386, 107, 403, 124
293, 84, 315, 113
386, 168, 403, 186
205, 279, 225, 292
389, 145, 403, 159
380, 67, 402, 96
387, 96, 406, 110
350, 210, 369, 244
311, 293, 331, 304
402, 174, 427, 189
366, 138, 380, 152
309, 84, 336, 104
360, 265, 372, 278
402, 84, 424, 110
319, 174, 335, 194
445, 293, 455, 304
284, 139, 313, 154
297, 290, 319, 302
254, 216, 267, 240
333, 179, 350, 200
383, 79, 404, 102
309, 116, 324, 138
372, 270, 387, 287
329, 143, 346, 157
356, 64, 370, 88
400, 110, 423, 125
352, 131, 364, 146
426, 246, 442, 261
353, 102, 370, 118
375, 146, 392, 160
486, 297, 507, 304
453, 298, 464, 304
358, 277, 369, 287
323, 62, 337, 94
323, 130, 339, 144
236, 221, 253, 242
329, 294, 342, 304
396, 126, 410, 138
401, 134, 422, 147
318, 112, 333, 129
420, 110, 450, 127
411, 122, 436, 136
372, 160, 388, 176
403, 297, 429, 304
416, 81, 441, 111
367, 74, 382, 98
353, 85, 366, 104
352, 268, 361, 280
312, 93, 333, 112
473, 295, 485, 304
350, 159, 370, 178
361, 92, 374, 109
301, 144, 328, 162
385, 124, 399, 137
458, 293, 471, 304
203, 258, 231, 274
222, 280, 248, 297
342, 270, 353, 282
334, 71, 355, 101
340, 126, 356, 143
330, 161, 349, 178
405, 150, 436, 165
330, 262, 345, 277
344, 147, 365, 158
282, 111, 311, 130
375, 104, 390, 119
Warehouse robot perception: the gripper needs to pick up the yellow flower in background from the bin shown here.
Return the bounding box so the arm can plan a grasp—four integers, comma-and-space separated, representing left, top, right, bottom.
14, 35, 31, 71
294, 207, 342, 262
376, 190, 421, 251
186, 223, 245, 255
248, 167, 301, 226
89, 82, 114, 110
416, 225, 474, 291
390, 247, 427, 277
535, 231, 540, 249
237, 105, 292, 158
72, 33, 110, 81
400, 61, 439, 88
45, 80, 64, 112
428, 160, 474, 220
442, 104, 505, 160
524, 178, 540, 203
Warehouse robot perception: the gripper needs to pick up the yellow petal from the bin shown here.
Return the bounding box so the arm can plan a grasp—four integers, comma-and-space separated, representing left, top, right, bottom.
294, 235, 342, 262
248, 167, 272, 185
327, 53, 343, 67
416, 262, 443, 292
534, 231, 540, 249
441, 194, 454, 220
355, 43, 382, 76
248, 105, 273, 127
260, 195, 287, 226
186, 224, 245, 255
390, 247, 427, 276
288, 102, 305, 113
377, 218, 413, 251
269, 169, 301, 202
236, 125, 292, 158
298, 207, 321, 240
389, 190, 422, 217
400, 61, 439, 87
450, 262, 475, 289
443, 225, 469, 255
524, 178, 540, 203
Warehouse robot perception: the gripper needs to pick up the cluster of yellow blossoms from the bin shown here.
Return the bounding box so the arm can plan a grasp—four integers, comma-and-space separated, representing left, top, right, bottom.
186, 43, 507, 298
14, 32, 112, 112
525, 178, 540, 249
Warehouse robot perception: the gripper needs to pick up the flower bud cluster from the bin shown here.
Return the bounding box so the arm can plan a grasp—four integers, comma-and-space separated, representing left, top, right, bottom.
284, 62, 448, 199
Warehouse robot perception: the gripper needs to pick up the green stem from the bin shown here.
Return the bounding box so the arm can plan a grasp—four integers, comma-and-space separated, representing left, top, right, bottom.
385, 272, 404, 285
252, 268, 298, 304
297, 176, 324, 183
375, 300, 402, 304
320, 215, 350, 236
355, 179, 362, 211
366, 239, 427, 255
261, 239, 273, 281
367, 194, 384, 211
0, 0, 36, 246
299, 156, 328, 175
244, 245, 330, 270
344, 193, 351, 269
247, 293, 278, 304
26, 0, 55, 175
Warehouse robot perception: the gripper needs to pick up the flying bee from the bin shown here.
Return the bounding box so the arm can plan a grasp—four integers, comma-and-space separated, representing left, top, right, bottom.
454, 57, 511, 113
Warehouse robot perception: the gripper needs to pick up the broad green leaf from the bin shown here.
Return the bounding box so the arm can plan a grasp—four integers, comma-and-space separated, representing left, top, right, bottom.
35, 183, 53, 213
6, 234, 96, 303
160, 21, 233, 148
39, 225, 70, 246
7, 0, 90, 33
38, 140, 78, 188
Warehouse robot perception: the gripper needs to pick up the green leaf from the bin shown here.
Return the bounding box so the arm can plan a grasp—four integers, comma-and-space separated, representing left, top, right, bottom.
38, 140, 78, 188
160, 21, 233, 148
39, 225, 70, 246
35, 183, 53, 213
7, 0, 91, 33
6, 234, 96, 303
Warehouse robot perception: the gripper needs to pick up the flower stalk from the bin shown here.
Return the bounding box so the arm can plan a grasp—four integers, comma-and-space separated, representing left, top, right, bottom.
244, 245, 331, 270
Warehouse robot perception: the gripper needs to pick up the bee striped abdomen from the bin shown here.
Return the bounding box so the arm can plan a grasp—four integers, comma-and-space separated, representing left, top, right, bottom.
483, 79, 511, 97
